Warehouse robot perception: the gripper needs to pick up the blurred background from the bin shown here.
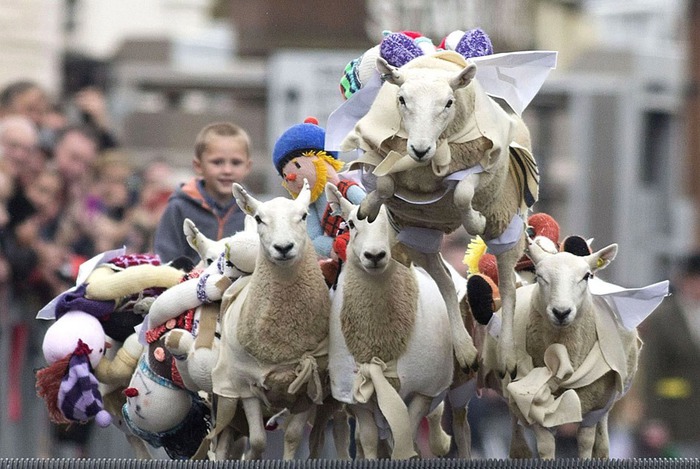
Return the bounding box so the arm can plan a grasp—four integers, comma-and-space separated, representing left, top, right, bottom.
0, 0, 697, 460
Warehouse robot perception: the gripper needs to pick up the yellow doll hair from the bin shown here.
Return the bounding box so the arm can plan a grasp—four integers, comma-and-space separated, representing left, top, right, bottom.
463, 236, 487, 276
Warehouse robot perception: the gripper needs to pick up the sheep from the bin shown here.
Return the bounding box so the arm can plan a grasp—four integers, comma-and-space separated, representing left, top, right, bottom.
485, 237, 641, 459
210, 180, 336, 460
340, 51, 538, 376
324, 182, 454, 460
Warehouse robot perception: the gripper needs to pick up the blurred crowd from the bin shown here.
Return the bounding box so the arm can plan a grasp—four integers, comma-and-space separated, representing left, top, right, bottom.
0, 79, 177, 457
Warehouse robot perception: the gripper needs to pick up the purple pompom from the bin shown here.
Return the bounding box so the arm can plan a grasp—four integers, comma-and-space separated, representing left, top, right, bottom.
95, 409, 112, 428
455, 28, 493, 59
380, 33, 424, 68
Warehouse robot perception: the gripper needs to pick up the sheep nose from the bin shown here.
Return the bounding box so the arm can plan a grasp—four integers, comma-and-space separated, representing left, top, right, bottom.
410, 145, 430, 160
552, 308, 571, 322
364, 250, 386, 266
274, 243, 294, 256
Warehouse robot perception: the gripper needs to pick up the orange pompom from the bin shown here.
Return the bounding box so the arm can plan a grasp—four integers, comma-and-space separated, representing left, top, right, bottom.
304, 116, 319, 125
478, 253, 499, 286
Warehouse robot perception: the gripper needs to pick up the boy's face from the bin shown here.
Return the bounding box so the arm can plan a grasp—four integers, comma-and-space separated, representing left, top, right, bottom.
194, 135, 251, 204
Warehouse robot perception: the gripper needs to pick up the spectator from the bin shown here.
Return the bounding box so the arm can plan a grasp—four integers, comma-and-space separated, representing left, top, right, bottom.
72, 86, 119, 150
84, 150, 137, 253
0, 80, 48, 127
49, 125, 100, 258
638, 250, 700, 457
125, 157, 175, 254
154, 122, 252, 263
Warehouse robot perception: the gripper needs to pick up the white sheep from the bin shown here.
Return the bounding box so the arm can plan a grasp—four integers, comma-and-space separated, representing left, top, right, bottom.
490, 238, 641, 459
209, 180, 335, 460
341, 51, 538, 376
325, 182, 453, 460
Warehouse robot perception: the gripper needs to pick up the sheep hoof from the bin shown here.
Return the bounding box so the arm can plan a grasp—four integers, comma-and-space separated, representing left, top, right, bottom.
358, 192, 382, 223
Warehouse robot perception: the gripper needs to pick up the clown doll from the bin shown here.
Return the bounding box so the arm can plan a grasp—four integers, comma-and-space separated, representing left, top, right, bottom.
272, 117, 365, 263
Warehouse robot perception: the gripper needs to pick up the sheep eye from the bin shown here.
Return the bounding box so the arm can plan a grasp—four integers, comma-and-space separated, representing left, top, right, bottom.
582, 272, 592, 282
398, 96, 406, 106
348, 220, 355, 230
445, 99, 454, 109
254, 215, 264, 225
301, 212, 308, 221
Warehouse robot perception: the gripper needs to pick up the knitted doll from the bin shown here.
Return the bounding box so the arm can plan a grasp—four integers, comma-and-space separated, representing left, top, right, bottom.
36, 310, 112, 428
272, 117, 365, 261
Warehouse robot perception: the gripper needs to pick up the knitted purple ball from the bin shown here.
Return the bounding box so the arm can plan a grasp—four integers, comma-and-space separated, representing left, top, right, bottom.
380, 32, 425, 68
455, 28, 493, 59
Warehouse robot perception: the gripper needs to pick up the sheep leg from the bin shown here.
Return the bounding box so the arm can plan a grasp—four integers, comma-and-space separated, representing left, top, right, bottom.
592, 414, 610, 458
509, 416, 532, 459
332, 407, 352, 460
353, 406, 379, 459
532, 424, 556, 459
454, 173, 486, 236
425, 400, 452, 457
242, 397, 266, 460
413, 250, 478, 371
451, 403, 471, 458
358, 176, 395, 222
577, 424, 597, 459
495, 235, 525, 376
283, 408, 312, 460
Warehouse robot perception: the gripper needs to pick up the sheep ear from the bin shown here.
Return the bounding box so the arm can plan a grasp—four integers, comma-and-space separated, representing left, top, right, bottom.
526, 236, 553, 265
183, 218, 199, 249
232, 183, 260, 216
450, 63, 477, 91
295, 179, 311, 209
587, 243, 618, 272
377, 57, 404, 86
324, 182, 354, 221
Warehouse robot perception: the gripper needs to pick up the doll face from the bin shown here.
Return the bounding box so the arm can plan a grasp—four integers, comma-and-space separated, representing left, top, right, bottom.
281, 156, 318, 197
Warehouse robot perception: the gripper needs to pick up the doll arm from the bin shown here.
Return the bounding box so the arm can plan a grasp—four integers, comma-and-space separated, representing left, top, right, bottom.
306, 206, 333, 258
345, 184, 367, 205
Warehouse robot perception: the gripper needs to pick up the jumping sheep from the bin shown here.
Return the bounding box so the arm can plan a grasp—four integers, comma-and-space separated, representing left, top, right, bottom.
341, 51, 539, 376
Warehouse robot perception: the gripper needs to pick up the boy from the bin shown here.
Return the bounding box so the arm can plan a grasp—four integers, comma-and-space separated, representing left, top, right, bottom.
154, 122, 252, 263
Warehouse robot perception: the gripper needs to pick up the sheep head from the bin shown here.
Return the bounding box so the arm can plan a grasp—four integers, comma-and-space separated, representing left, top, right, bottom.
184, 218, 229, 268
325, 182, 392, 274
527, 237, 618, 327
232, 180, 311, 266
377, 56, 476, 163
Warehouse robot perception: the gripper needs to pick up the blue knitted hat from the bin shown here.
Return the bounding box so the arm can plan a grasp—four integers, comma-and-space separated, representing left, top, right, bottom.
272, 117, 338, 176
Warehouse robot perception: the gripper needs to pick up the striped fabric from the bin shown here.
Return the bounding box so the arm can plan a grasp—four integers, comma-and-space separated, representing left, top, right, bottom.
57, 340, 104, 423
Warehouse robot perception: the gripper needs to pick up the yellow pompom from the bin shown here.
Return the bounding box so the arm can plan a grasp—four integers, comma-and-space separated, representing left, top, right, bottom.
463, 236, 487, 275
